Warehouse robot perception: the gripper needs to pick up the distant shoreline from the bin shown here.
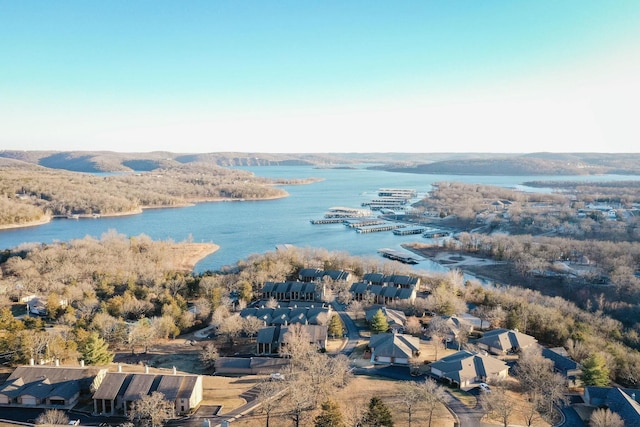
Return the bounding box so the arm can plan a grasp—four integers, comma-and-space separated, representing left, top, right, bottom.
0, 193, 289, 232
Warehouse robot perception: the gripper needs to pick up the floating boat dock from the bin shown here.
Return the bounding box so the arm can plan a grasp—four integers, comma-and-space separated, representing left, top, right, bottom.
423, 230, 451, 238
324, 206, 371, 218
377, 188, 418, 198
344, 218, 386, 228
310, 218, 346, 224
378, 248, 420, 264
356, 223, 405, 233
393, 226, 426, 235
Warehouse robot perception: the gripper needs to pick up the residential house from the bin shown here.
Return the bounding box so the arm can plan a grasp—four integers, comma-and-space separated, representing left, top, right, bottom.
475, 328, 537, 355
92, 368, 202, 416
365, 306, 406, 333
362, 273, 420, 289
260, 281, 326, 302
298, 268, 351, 283
21, 295, 69, 316
429, 350, 509, 388
350, 281, 416, 305
240, 305, 331, 327
540, 346, 582, 386
256, 324, 328, 355
214, 357, 290, 375
583, 387, 640, 427
442, 315, 474, 344
0, 364, 107, 408
368, 333, 420, 365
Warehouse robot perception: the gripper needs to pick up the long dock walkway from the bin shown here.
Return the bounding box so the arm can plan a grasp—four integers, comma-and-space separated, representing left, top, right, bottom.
356, 224, 405, 233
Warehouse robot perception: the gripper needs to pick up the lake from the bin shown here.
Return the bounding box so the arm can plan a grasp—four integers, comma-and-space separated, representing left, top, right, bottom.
1, 165, 638, 273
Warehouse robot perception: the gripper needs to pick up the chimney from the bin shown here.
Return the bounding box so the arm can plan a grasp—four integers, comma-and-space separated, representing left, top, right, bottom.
173, 366, 177, 375
118, 363, 122, 373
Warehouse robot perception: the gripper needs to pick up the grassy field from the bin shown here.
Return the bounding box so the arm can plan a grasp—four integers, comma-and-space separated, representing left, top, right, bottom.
228, 375, 456, 427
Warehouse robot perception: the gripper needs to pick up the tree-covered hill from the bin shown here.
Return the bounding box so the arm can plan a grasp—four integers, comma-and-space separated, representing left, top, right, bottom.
0, 162, 288, 227
380, 153, 640, 175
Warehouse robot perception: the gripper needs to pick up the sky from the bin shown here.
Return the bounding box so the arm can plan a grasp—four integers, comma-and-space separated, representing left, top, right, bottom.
1, 1, 639, 154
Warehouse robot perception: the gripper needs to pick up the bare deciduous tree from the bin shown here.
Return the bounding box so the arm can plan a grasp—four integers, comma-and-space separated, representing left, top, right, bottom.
589, 408, 624, 427
480, 385, 516, 427
36, 409, 69, 425
128, 391, 175, 427
256, 378, 285, 427
199, 342, 219, 371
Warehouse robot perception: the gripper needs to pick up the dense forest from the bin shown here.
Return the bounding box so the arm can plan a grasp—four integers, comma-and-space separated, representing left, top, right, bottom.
0, 235, 639, 389
0, 162, 288, 226
413, 181, 640, 240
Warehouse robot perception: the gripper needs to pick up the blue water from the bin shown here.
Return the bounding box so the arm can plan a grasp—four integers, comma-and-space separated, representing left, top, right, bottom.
1, 166, 638, 273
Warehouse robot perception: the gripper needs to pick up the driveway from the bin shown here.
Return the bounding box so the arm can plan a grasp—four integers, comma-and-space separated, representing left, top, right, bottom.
332, 302, 362, 357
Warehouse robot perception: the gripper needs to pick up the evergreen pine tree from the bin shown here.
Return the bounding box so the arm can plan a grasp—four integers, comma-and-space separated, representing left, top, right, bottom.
580, 353, 610, 386
328, 314, 345, 338
361, 396, 394, 427
82, 332, 114, 365
314, 399, 345, 427
370, 309, 389, 334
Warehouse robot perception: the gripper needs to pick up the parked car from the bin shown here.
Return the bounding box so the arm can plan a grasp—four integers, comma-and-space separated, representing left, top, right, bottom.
68, 421, 80, 426
478, 383, 491, 392
270, 373, 285, 381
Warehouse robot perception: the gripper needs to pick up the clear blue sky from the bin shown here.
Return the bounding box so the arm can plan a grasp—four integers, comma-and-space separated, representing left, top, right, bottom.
1, 1, 639, 153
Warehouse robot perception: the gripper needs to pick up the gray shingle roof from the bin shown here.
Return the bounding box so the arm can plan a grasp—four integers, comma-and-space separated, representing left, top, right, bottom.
476, 329, 537, 352
92, 373, 129, 400
122, 374, 156, 401
1, 366, 105, 399
429, 350, 508, 384
369, 333, 420, 359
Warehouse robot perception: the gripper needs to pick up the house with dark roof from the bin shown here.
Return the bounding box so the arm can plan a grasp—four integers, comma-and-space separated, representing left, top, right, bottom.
368, 333, 420, 365
540, 346, 582, 386
365, 306, 406, 332
350, 281, 416, 304
0, 364, 108, 408
260, 281, 325, 302
92, 368, 202, 416
429, 350, 509, 388
256, 324, 328, 355
298, 268, 351, 283
240, 305, 331, 327
362, 273, 420, 289
441, 315, 474, 345
214, 357, 291, 375
475, 328, 537, 355
583, 387, 640, 426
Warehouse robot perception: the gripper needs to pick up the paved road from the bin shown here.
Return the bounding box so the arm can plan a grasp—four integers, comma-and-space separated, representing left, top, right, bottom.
334, 305, 361, 356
